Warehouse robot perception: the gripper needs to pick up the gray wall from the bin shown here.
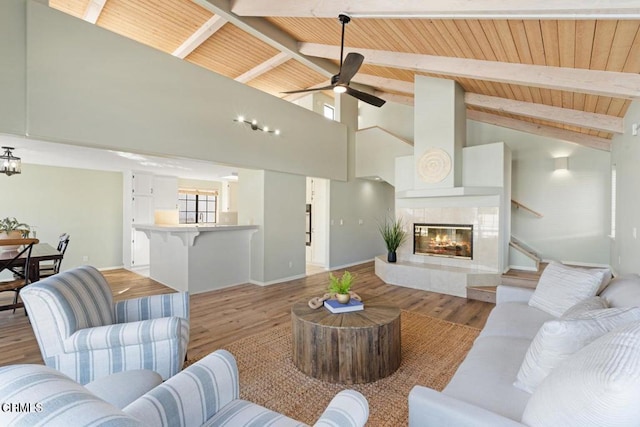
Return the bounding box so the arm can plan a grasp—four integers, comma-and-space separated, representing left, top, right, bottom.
467, 120, 611, 266
2, 0, 348, 181
238, 169, 306, 284
359, 100, 414, 142
610, 100, 640, 274
330, 94, 395, 268
0, 164, 123, 270
0, 0, 26, 134
264, 171, 306, 281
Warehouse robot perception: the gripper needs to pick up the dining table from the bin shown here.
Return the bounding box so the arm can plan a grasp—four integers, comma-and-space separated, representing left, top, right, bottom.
0, 243, 62, 311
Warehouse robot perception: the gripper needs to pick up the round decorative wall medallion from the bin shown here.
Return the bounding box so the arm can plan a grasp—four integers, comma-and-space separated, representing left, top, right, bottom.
418, 148, 452, 183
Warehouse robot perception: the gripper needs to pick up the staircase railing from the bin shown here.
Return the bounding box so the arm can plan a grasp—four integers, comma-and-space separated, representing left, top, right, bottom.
511, 200, 543, 218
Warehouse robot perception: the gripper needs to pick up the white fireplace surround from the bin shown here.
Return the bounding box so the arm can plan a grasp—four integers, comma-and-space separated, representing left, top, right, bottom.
374, 77, 511, 299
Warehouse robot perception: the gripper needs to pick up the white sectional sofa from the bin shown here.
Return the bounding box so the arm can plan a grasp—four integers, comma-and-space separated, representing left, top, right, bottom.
409, 268, 640, 427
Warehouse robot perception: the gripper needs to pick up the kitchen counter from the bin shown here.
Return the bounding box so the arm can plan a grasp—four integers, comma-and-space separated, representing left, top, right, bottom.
134, 224, 257, 246
134, 223, 258, 294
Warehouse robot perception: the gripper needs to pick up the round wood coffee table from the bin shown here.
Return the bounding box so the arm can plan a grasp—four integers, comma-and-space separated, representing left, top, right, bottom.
291, 297, 401, 384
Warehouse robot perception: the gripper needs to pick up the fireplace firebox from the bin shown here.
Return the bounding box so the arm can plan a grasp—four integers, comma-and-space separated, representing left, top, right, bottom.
413, 223, 473, 260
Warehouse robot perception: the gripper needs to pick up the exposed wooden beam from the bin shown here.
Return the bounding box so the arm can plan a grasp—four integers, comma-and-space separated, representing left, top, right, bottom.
373, 91, 414, 106
465, 93, 624, 134
235, 52, 290, 83
82, 0, 107, 24
172, 15, 227, 59
230, 0, 640, 19
191, 0, 337, 79
467, 110, 612, 151
299, 43, 640, 100
351, 74, 414, 95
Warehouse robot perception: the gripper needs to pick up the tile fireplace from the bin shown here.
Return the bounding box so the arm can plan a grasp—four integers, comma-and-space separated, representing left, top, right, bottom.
414, 223, 473, 260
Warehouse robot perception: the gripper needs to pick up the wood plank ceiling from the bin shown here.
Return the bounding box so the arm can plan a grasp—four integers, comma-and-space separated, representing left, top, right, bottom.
48, 0, 640, 150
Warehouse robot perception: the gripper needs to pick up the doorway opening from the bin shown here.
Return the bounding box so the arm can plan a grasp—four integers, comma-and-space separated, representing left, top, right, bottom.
306, 177, 329, 275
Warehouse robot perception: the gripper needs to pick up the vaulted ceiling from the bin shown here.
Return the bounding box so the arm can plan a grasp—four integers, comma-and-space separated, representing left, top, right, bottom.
49, 0, 640, 151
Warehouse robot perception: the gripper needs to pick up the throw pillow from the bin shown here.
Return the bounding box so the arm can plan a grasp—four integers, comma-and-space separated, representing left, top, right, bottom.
561, 296, 608, 318
514, 307, 640, 394
599, 274, 640, 307
528, 262, 606, 317
522, 321, 640, 427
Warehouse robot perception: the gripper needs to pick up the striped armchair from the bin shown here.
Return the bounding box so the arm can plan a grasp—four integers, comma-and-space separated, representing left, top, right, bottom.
21, 265, 189, 385
0, 350, 369, 427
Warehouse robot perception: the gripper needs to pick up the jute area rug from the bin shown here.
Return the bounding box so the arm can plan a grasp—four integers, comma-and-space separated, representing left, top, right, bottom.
192, 311, 480, 426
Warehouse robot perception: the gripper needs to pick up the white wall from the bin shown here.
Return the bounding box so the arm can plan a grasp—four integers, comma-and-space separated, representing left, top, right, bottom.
0, 164, 123, 270
467, 120, 611, 265
1, 0, 348, 181
610, 100, 640, 274
237, 169, 265, 282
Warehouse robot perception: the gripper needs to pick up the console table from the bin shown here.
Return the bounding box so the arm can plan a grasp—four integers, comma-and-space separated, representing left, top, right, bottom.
291, 298, 401, 384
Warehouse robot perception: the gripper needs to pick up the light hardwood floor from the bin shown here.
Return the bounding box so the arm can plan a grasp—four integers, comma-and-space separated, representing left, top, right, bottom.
0, 261, 493, 366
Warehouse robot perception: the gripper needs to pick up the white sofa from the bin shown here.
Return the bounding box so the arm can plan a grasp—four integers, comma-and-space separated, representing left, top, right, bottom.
409, 273, 640, 427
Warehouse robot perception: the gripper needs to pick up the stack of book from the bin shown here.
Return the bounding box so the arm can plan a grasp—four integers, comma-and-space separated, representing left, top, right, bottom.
324, 298, 364, 313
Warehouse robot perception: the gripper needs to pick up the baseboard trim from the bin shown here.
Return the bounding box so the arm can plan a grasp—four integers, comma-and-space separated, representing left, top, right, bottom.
329, 258, 375, 271
250, 273, 308, 287
507, 264, 538, 272
97, 265, 126, 272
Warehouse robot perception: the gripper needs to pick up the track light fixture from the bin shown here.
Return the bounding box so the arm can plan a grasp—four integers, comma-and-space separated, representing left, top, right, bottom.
234, 116, 281, 135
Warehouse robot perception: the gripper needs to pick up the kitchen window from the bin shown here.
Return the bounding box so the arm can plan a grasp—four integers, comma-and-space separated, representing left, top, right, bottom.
178, 190, 217, 224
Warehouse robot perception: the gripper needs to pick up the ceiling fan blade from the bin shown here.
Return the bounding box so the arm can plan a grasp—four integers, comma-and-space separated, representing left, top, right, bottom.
281, 85, 335, 95
345, 86, 386, 107
337, 52, 364, 85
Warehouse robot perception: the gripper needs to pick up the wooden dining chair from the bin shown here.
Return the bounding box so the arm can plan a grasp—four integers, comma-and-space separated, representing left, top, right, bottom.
0, 238, 39, 312
38, 233, 70, 278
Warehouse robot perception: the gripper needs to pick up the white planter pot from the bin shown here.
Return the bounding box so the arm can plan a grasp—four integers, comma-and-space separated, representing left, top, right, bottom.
0, 230, 25, 251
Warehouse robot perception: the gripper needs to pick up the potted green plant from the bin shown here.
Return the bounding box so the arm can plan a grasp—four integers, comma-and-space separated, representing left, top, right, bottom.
0, 217, 30, 251
378, 216, 407, 263
328, 270, 354, 304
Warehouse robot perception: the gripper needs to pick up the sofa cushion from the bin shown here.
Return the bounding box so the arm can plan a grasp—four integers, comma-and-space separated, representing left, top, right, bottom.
514, 307, 640, 393
205, 399, 307, 427
528, 262, 606, 317
560, 296, 608, 318
479, 302, 555, 340
521, 321, 640, 427
443, 336, 533, 421
85, 369, 163, 409
599, 274, 640, 308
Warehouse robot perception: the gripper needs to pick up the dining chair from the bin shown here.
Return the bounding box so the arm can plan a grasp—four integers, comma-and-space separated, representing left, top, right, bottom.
38, 233, 70, 278
0, 238, 39, 312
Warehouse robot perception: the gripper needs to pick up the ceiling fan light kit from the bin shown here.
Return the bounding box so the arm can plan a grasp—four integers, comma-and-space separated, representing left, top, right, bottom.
282, 14, 386, 107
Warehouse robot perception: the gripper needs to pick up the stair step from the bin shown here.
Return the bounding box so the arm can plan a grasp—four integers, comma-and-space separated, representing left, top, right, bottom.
500, 276, 538, 289
501, 263, 549, 289
467, 286, 497, 304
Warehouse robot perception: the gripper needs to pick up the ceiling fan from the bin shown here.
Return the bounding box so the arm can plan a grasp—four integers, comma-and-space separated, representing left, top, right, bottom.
282, 14, 386, 108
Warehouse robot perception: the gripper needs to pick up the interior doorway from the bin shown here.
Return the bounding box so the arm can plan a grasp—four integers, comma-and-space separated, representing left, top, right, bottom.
306, 177, 329, 275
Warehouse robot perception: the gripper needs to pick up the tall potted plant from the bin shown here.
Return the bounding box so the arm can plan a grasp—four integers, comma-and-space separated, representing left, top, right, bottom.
378, 217, 407, 263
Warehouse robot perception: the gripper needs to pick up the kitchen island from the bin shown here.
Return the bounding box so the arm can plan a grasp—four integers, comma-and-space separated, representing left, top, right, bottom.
134, 224, 258, 294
